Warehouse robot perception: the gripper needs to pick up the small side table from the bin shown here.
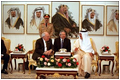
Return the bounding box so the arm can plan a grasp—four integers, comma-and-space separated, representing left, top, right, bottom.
10, 52, 27, 74
98, 53, 114, 76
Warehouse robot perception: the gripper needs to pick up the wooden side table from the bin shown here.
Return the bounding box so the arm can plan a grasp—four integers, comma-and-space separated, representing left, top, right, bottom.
10, 52, 27, 74
98, 53, 114, 76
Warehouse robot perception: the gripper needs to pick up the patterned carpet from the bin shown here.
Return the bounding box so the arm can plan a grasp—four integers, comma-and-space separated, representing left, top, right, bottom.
1, 70, 119, 79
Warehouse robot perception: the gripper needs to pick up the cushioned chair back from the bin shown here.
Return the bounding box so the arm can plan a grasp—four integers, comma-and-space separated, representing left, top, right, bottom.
115, 41, 119, 59
33, 40, 36, 50
1, 37, 11, 54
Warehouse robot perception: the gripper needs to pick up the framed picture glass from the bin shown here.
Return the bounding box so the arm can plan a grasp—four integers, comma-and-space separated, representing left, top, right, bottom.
81, 5, 104, 36
51, 1, 80, 38
2, 4, 25, 34
106, 5, 119, 36
27, 4, 50, 34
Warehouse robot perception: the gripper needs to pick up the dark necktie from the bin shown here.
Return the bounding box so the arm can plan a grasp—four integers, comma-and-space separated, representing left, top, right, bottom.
61, 39, 64, 48
46, 23, 47, 27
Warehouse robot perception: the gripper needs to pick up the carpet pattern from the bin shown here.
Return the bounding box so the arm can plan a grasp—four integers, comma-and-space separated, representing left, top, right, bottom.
1, 70, 119, 79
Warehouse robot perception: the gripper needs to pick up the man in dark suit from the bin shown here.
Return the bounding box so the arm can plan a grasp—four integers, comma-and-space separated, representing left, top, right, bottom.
54, 30, 71, 53
32, 32, 53, 61
1, 39, 10, 74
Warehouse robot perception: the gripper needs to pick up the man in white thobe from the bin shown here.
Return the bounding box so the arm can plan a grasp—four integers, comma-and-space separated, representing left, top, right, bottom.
72, 30, 97, 78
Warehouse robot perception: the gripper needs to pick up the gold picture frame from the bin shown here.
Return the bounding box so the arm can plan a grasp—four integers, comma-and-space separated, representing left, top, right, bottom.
2, 4, 25, 34
51, 1, 80, 39
26, 4, 50, 34
106, 5, 119, 36
81, 5, 105, 36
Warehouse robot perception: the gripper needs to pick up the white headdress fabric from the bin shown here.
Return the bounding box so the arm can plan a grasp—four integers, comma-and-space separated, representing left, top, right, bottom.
79, 31, 94, 53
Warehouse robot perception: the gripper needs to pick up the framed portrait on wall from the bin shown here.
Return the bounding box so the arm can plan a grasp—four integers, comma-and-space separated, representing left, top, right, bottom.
106, 5, 119, 36
27, 4, 50, 34
2, 4, 25, 34
51, 1, 80, 38
81, 5, 104, 36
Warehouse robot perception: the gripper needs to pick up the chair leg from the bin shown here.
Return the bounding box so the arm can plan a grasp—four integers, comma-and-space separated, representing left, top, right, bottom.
92, 65, 94, 72
32, 65, 34, 70
28, 63, 31, 74
95, 65, 98, 76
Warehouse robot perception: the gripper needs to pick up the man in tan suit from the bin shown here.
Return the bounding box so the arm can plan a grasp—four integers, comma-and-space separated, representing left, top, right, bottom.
72, 30, 97, 79
39, 14, 54, 37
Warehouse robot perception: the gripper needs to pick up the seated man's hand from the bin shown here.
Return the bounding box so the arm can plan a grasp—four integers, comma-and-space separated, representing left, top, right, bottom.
47, 50, 53, 55
89, 53, 93, 57
43, 50, 52, 56
74, 48, 78, 52
43, 51, 49, 55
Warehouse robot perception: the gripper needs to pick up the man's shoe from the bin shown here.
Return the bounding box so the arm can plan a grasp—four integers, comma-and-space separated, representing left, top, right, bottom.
4, 71, 8, 74
40, 75, 46, 79
85, 72, 90, 79
1, 70, 4, 73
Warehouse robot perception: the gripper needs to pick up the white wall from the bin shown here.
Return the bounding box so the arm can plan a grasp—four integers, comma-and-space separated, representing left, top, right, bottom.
1, 1, 119, 71
1, 1, 118, 53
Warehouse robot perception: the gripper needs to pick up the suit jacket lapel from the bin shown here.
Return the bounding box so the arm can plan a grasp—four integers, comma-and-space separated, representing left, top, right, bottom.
58, 37, 61, 49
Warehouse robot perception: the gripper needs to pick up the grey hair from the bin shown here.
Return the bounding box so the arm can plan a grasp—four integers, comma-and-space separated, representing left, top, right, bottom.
59, 30, 66, 35
41, 32, 46, 37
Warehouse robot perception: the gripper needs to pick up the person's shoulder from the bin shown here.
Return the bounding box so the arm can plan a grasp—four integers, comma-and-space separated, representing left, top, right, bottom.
52, 12, 59, 18
109, 19, 114, 22
55, 37, 60, 40
1, 39, 4, 42
48, 23, 53, 25
40, 23, 45, 25
82, 19, 88, 22
65, 38, 70, 40
37, 38, 42, 41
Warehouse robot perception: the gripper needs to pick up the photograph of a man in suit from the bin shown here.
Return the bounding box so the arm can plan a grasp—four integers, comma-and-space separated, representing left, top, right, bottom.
32, 32, 53, 61
82, 8, 102, 32
30, 7, 45, 30
52, 4, 79, 38
54, 30, 71, 53
107, 10, 119, 32
5, 7, 24, 29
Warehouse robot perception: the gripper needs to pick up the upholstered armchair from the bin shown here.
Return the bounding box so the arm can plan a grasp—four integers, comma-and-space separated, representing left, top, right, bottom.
114, 41, 119, 76
27, 40, 37, 74
90, 38, 98, 75
1, 37, 12, 54
91, 52, 98, 75
1, 37, 12, 70
72, 38, 98, 75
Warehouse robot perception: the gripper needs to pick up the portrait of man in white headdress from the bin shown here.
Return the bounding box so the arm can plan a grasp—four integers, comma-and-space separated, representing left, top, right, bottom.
30, 7, 45, 30
82, 8, 102, 32
107, 9, 119, 32
5, 7, 24, 29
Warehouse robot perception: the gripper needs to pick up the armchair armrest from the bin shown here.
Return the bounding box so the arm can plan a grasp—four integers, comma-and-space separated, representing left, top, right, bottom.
113, 53, 117, 55
27, 50, 34, 54
9, 50, 13, 53
95, 51, 98, 55
92, 52, 98, 61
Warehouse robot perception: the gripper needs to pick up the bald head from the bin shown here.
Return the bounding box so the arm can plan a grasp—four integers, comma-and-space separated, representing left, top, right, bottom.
42, 32, 50, 41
